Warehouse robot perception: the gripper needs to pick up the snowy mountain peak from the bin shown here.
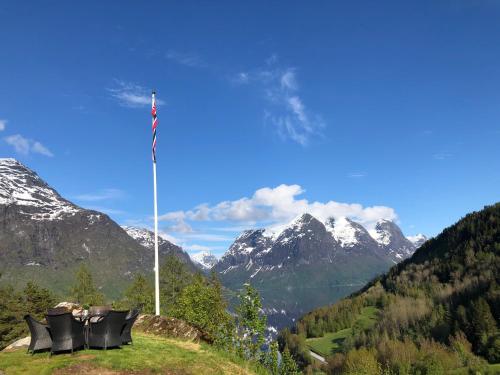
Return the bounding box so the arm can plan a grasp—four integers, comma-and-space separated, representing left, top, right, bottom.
121, 226, 169, 249
370, 219, 400, 245
191, 251, 218, 270
325, 216, 367, 248
407, 233, 428, 248
0, 158, 80, 220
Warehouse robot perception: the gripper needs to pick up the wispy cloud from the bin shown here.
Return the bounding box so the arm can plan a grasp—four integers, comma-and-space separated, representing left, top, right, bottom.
348, 172, 366, 178
165, 50, 205, 68
233, 60, 324, 146
108, 80, 165, 108
433, 152, 452, 160
0, 119, 7, 131
4, 134, 54, 157
159, 184, 397, 233
74, 188, 126, 202
186, 244, 212, 252
182, 233, 234, 242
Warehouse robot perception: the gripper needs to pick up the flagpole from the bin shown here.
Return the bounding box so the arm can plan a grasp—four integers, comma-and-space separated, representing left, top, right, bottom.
152, 90, 160, 316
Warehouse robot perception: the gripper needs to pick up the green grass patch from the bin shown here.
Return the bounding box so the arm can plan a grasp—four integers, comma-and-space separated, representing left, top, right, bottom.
0, 332, 266, 375
306, 306, 379, 358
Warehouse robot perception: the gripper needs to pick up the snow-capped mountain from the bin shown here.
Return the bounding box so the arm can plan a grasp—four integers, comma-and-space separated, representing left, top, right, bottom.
407, 233, 428, 248
191, 251, 218, 270
122, 226, 198, 271
215, 213, 423, 329
0, 158, 81, 220
369, 219, 417, 261
0, 159, 195, 298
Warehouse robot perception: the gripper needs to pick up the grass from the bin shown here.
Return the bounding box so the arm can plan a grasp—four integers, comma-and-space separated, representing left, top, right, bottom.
0, 332, 267, 375
306, 306, 379, 358
449, 363, 500, 375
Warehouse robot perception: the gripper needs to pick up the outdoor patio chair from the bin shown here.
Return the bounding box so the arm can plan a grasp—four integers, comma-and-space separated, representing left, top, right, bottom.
46, 312, 85, 355
89, 305, 111, 323
121, 308, 140, 344
24, 315, 52, 354
88, 310, 128, 349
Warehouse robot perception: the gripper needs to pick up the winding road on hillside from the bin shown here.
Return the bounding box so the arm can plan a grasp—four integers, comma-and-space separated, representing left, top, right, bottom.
309, 350, 326, 364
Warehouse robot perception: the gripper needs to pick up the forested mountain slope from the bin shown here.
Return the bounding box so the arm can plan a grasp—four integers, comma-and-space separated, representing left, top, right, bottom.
280, 203, 500, 374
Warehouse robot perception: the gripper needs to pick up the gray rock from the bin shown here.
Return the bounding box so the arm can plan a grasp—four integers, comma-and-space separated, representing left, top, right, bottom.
2, 336, 30, 351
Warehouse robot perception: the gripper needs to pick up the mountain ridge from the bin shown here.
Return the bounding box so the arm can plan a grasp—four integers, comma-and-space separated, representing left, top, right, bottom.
214, 212, 425, 329
0, 159, 195, 298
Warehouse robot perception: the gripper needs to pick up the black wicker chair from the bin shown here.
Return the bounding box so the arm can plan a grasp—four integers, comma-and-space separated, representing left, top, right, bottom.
24, 315, 52, 354
121, 308, 140, 344
88, 305, 111, 323
88, 310, 128, 349
46, 312, 85, 355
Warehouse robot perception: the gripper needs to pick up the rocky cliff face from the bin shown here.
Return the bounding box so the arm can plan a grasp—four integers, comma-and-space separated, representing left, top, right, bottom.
0, 158, 192, 298
214, 213, 426, 329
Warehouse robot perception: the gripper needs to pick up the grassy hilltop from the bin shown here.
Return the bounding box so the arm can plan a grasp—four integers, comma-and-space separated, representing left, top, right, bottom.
0, 332, 267, 375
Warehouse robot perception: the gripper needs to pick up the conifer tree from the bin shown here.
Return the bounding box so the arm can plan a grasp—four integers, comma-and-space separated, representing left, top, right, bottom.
125, 273, 154, 314
159, 255, 193, 314
70, 264, 104, 305
281, 346, 300, 375
236, 283, 267, 360
24, 281, 56, 319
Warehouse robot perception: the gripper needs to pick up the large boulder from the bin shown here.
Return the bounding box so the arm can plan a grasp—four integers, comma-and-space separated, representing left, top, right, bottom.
2, 336, 30, 352
134, 315, 210, 343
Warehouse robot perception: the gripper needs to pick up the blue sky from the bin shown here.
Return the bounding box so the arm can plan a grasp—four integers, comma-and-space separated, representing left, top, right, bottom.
1, 1, 499, 257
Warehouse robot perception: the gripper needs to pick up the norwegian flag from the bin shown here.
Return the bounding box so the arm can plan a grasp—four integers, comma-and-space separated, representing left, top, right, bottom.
152, 91, 158, 162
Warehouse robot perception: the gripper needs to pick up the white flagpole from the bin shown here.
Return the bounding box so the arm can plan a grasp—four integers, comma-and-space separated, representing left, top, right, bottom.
152, 91, 160, 316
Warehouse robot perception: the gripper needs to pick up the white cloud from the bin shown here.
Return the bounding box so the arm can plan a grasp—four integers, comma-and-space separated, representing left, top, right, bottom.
187, 244, 212, 252
159, 184, 397, 232
165, 50, 204, 68
233, 64, 324, 146
348, 172, 366, 178
182, 233, 234, 242
0, 119, 7, 131
433, 152, 452, 160
74, 188, 125, 202
4, 134, 54, 157
281, 69, 298, 91
31, 142, 54, 157
108, 80, 165, 108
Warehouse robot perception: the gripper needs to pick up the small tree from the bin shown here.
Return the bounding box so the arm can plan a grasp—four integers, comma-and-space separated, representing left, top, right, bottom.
0, 284, 24, 349
24, 281, 56, 319
125, 273, 154, 314
263, 341, 279, 375
70, 264, 104, 305
159, 255, 193, 315
343, 347, 381, 375
281, 346, 301, 374
470, 298, 496, 353
172, 273, 233, 345
236, 283, 267, 360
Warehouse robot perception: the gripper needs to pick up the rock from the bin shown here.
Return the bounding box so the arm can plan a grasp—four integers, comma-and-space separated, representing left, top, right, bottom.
2, 336, 30, 352
134, 315, 211, 343
54, 302, 82, 316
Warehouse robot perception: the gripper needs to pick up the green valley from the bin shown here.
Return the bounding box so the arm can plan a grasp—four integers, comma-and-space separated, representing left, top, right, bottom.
306, 306, 379, 358
280, 203, 500, 374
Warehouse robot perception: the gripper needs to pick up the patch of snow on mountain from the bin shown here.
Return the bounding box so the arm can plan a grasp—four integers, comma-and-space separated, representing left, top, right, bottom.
369, 219, 393, 245
325, 217, 359, 247
122, 226, 168, 249
191, 251, 218, 270
407, 233, 427, 248
0, 158, 80, 220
